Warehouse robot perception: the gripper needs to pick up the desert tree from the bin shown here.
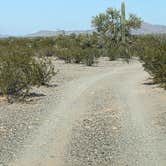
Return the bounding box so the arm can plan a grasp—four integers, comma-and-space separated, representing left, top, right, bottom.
91, 1, 142, 60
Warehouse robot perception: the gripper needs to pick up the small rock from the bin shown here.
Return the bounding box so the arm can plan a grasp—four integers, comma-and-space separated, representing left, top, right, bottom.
112, 126, 118, 130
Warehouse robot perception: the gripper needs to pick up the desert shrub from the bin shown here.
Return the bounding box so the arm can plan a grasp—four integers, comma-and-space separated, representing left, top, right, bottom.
83, 48, 98, 66
55, 48, 73, 63
36, 47, 55, 57
116, 41, 136, 61
54, 34, 100, 66
108, 47, 118, 61
135, 35, 166, 88
0, 34, 101, 66
31, 57, 56, 86
72, 48, 84, 64
0, 51, 55, 101
0, 52, 31, 99
100, 38, 135, 62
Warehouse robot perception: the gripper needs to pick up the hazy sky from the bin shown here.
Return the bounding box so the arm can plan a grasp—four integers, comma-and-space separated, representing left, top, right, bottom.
0, 0, 165, 35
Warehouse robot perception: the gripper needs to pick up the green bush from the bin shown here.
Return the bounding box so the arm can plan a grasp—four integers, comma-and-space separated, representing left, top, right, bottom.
0, 51, 55, 101
31, 57, 56, 86
83, 48, 98, 66
135, 35, 166, 88
55, 48, 73, 63
54, 34, 100, 66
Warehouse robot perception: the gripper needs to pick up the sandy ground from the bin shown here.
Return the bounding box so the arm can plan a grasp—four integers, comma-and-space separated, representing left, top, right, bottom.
0, 58, 166, 166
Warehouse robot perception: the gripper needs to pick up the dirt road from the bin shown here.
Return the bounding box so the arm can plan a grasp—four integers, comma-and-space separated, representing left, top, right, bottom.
4, 59, 166, 166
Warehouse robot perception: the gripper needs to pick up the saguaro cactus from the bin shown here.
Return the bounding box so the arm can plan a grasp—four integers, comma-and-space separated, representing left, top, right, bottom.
121, 1, 126, 42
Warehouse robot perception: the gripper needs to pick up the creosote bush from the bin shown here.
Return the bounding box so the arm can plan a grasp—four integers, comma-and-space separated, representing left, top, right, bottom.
0, 50, 55, 101
0, 29, 165, 102
54, 34, 100, 65
31, 57, 56, 86
134, 35, 166, 89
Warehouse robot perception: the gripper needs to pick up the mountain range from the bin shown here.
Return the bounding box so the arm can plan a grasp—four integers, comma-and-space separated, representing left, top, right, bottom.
1, 22, 166, 38
27, 30, 93, 37
27, 22, 166, 37
0, 34, 9, 38
132, 22, 166, 35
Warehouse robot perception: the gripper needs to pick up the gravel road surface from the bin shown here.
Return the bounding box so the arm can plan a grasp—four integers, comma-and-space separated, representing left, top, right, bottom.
0, 58, 165, 166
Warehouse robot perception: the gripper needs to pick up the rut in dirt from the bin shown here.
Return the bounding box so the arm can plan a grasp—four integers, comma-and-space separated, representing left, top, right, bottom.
64, 61, 166, 166
9, 61, 166, 166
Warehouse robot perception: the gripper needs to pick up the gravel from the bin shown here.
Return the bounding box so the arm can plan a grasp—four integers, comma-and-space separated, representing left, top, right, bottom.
0, 58, 165, 166
64, 86, 122, 166
0, 57, 121, 165
0, 58, 102, 164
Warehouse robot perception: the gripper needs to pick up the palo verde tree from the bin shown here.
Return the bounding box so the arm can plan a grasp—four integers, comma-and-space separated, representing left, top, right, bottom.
91, 1, 142, 60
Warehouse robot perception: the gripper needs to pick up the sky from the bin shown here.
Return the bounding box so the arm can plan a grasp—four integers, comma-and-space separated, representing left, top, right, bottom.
0, 0, 165, 36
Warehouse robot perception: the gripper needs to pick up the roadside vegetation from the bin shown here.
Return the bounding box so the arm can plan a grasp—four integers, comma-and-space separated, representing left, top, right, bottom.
0, 1, 165, 102
0, 35, 100, 101
91, 2, 142, 61
91, 2, 166, 88
135, 35, 166, 89
0, 48, 55, 102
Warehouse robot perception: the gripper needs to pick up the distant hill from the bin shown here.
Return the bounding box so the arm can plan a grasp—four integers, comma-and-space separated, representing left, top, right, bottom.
0, 34, 9, 38
27, 30, 93, 37
132, 22, 166, 35
1, 22, 166, 38
27, 22, 166, 37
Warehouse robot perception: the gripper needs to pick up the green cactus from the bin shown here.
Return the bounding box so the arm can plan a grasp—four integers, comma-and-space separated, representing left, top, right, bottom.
121, 1, 126, 43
